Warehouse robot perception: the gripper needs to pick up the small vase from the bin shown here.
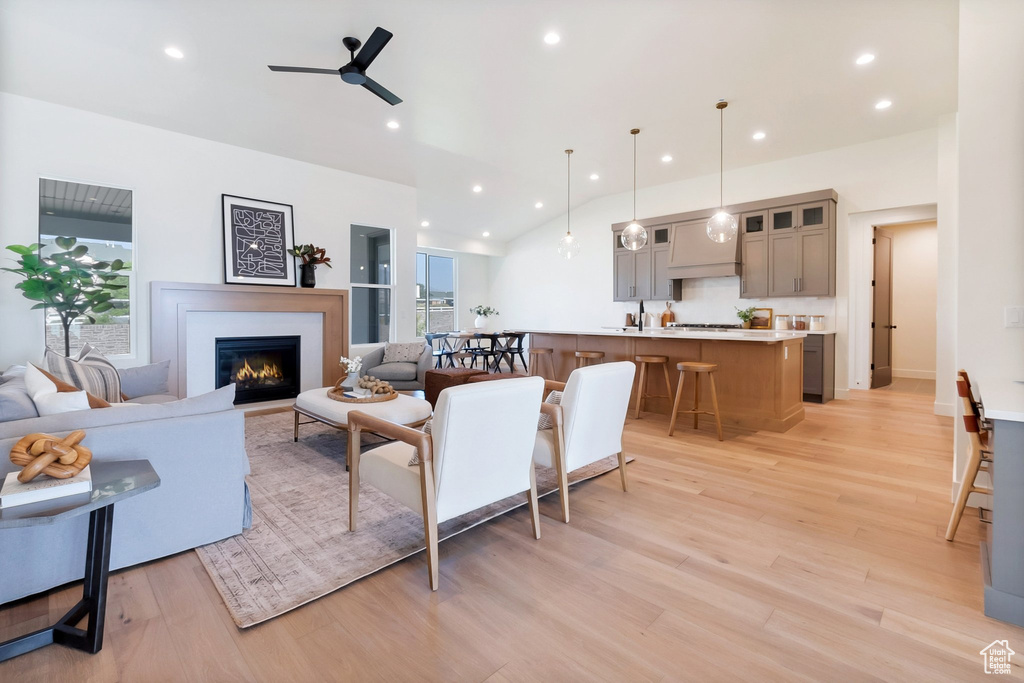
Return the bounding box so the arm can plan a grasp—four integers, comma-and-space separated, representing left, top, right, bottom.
300, 263, 317, 288
475, 314, 486, 330
741, 321, 752, 329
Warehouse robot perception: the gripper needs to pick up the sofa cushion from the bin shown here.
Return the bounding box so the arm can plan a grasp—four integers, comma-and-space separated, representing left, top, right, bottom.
0, 370, 39, 422
371, 362, 418, 382
34, 364, 111, 409
382, 341, 425, 364
118, 360, 171, 399
129, 393, 179, 405
24, 363, 92, 416
45, 344, 122, 403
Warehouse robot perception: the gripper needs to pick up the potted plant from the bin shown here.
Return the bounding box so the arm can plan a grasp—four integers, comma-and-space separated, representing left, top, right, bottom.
287, 244, 332, 288
470, 305, 499, 330
735, 305, 757, 329
3, 238, 127, 357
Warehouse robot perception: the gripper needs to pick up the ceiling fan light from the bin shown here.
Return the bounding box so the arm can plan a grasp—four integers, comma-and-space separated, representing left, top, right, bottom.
706, 211, 738, 244
621, 222, 648, 251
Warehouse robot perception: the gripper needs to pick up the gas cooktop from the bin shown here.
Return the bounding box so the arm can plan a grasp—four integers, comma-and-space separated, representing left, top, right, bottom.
666, 322, 743, 330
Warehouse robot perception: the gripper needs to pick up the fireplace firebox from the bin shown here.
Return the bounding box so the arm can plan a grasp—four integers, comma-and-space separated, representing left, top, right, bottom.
215, 335, 301, 404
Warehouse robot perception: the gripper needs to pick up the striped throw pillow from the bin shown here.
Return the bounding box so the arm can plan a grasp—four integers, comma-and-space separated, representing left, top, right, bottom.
45, 343, 123, 404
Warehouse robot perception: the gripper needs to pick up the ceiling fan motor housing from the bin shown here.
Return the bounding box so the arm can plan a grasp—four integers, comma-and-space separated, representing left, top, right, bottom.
340, 64, 366, 84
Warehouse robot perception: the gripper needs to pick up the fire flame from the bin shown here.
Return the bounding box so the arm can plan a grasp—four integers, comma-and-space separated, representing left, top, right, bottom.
234, 358, 283, 383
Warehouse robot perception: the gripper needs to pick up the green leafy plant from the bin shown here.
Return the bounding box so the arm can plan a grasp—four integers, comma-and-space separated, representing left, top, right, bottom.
735, 306, 757, 323
287, 244, 332, 267
470, 305, 499, 317
3, 238, 127, 357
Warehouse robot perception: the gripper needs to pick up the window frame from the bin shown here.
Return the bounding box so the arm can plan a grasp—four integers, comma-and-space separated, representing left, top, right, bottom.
38, 175, 139, 361
349, 224, 395, 346
416, 251, 458, 338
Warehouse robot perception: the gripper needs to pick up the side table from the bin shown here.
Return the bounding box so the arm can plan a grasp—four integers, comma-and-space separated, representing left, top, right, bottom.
0, 459, 160, 662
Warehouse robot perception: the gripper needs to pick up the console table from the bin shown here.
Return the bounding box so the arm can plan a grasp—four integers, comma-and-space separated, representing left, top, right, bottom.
0, 460, 160, 661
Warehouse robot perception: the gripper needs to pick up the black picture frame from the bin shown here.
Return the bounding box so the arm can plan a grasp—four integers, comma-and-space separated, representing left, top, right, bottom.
221, 194, 296, 286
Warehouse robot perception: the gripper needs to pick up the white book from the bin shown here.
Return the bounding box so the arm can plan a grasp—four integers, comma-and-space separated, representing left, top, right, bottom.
1, 466, 92, 509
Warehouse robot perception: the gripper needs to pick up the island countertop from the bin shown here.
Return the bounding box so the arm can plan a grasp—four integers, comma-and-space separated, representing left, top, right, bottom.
519, 328, 808, 342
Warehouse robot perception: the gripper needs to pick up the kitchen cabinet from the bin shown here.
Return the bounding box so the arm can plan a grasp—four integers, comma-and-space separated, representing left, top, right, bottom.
769, 229, 832, 297
739, 211, 768, 298
613, 227, 680, 302
803, 333, 835, 403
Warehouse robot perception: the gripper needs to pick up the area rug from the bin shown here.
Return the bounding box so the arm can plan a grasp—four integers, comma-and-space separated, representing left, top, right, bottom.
195, 410, 630, 628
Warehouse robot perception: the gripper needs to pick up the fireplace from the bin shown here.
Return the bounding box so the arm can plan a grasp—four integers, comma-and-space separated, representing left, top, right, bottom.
215, 335, 301, 404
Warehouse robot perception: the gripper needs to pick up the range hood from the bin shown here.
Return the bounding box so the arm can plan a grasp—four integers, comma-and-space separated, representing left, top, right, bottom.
666, 219, 741, 279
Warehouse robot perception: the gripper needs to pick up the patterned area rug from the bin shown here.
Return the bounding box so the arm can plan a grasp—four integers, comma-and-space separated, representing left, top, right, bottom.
195, 410, 630, 628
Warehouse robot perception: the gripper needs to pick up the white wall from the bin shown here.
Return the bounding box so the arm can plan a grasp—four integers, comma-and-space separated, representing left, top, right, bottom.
0, 93, 417, 369
935, 114, 959, 416
490, 128, 940, 394
888, 221, 938, 380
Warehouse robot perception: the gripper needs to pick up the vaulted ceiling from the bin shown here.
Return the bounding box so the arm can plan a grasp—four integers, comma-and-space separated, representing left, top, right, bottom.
0, 0, 958, 241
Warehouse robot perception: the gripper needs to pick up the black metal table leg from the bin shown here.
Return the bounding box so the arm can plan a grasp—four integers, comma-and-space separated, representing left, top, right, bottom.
0, 504, 115, 662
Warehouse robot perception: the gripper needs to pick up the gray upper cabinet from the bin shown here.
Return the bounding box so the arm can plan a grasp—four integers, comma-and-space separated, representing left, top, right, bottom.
740, 211, 768, 299
766, 198, 836, 298
612, 227, 680, 302
768, 232, 800, 296
798, 229, 830, 295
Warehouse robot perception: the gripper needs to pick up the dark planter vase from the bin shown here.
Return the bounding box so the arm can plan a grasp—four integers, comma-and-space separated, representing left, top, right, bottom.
300, 263, 317, 288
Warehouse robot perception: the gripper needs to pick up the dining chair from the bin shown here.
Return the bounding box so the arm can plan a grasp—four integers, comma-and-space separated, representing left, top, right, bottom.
425, 332, 453, 369
468, 333, 500, 372
348, 376, 545, 590
493, 332, 528, 373
533, 361, 635, 523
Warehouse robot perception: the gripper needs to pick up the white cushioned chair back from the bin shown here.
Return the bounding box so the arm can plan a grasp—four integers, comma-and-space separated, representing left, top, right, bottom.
432, 376, 545, 522
560, 362, 636, 471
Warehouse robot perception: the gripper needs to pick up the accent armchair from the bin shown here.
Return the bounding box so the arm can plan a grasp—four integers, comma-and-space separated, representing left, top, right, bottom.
348, 376, 545, 590
534, 361, 636, 523
359, 343, 433, 391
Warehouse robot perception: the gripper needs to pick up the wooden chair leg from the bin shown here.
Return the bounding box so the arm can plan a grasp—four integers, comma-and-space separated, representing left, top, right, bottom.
708, 372, 723, 441
633, 361, 648, 419
668, 369, 686, 436
420, 460, 440, 591
692, 373, 701, 430
661, 363, 673, 405
945, 448, 983, 541
617, 451, 629, 492
527, 465, 541, 539
293, 410, 300, 442
348, 426, 361, 532
551, 423, 570, 523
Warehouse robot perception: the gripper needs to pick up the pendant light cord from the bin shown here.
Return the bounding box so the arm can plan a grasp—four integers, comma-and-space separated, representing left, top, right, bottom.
632, 131, 638, 220
719, 105, 724, 208
566, 150, 571, 236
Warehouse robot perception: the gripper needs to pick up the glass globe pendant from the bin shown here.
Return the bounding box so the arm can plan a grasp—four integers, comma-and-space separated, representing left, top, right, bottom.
706, 100, 738, 243
558, 149, 581, 260
621, 128, 648, 251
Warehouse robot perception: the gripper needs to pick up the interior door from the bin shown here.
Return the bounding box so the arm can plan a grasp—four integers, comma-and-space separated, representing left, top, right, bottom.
871, 227, 894, 388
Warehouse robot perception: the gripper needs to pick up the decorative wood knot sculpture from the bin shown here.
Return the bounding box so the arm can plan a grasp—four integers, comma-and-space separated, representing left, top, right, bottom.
357, 376, 396, 397
10, 430, 92, 483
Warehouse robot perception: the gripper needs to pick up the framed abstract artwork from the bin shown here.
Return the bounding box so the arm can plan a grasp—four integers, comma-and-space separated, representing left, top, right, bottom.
222, 194, 296, 286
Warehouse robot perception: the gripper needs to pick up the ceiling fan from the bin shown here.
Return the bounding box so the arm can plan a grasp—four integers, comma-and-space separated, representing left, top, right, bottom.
268, 27, 402, 106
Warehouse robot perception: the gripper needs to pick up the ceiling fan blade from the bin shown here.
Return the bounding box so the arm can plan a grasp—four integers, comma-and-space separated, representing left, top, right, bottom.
268, 65, 339, 75
352, 27, 393, 70
362, 76, 402, 105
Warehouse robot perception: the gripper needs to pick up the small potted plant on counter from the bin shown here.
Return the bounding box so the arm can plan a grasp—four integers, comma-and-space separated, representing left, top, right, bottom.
288, 244, 332, 288
735, 305, 757, 329
470, 305, 499, 330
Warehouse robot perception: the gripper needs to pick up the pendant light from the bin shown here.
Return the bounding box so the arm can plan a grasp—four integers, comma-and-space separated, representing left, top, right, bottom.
557, 149, 581, 259
620, 128, 648, 251
706, 100, 738, 243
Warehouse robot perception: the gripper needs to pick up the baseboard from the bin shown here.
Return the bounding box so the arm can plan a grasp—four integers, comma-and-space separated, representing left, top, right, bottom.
893, 369, 936, 380
834, 388, 850, 400
933, 401, 955, 417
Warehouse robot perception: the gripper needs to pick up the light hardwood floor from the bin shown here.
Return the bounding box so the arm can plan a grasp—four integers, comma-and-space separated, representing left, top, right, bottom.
2, 388, 1022, 681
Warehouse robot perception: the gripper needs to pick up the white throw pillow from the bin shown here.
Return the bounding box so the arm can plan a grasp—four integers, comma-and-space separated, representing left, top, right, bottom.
24, 363, 91, 416
382, 342, 425, 364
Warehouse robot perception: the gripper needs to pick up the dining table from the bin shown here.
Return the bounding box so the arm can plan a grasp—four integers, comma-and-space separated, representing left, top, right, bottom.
434, 331, 527, 373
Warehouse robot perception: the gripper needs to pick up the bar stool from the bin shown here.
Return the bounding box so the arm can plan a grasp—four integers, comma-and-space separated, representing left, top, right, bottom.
575, 351, 605, 368
668, 361, 723, 441
945, 370, 994, 541
528, 347, 555, 378
633, 355, 673, 419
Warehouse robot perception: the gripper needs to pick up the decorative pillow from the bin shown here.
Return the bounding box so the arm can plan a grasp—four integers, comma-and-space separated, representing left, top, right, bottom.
0, 368, 39, 422
45, 343, 122, 404
33, 364, 111, 409
24, 363, 91, 416
382, 342, 425, 364
536, 390, 563, 430
408, 419, 432, 466
118, 360, 171, 399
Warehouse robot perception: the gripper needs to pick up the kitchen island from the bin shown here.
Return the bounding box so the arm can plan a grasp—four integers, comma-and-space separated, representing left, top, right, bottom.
525, 328, 806, 432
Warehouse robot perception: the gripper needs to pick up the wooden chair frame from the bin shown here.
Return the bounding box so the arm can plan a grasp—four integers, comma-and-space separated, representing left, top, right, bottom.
945, 372, 994, 541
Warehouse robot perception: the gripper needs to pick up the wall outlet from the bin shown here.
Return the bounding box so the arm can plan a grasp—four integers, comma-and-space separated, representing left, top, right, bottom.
1005, 306, 1024, 328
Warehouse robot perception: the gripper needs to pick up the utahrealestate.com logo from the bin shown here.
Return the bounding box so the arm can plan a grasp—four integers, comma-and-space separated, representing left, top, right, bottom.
980, 640, 1015, 675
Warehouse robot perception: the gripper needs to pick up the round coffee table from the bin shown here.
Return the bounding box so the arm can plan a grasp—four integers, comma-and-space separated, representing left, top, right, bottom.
292, 387, 432, 442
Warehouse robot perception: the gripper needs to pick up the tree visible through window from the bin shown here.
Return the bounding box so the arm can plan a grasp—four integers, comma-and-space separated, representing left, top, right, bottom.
416, 253, 455, 336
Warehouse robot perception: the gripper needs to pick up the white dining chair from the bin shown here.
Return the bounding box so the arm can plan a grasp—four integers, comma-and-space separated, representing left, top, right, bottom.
348, 376, 545, 590
534, 361, 636, 523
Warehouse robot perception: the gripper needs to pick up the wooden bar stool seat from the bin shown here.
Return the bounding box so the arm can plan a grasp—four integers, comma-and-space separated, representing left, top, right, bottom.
945, 370, 994, 541
668, 361, 723, 440
575, 351, 604, 368
528, 347, 555, 378
633, 355, 673, 419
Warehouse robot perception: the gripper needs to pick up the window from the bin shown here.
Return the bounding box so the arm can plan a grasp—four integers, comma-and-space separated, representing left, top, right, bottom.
350, 225, 393, 344
416, 253, 456, 336
39, 179, 134, 357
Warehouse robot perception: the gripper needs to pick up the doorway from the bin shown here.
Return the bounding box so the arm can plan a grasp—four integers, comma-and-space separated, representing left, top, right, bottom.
870, 220, 938, 395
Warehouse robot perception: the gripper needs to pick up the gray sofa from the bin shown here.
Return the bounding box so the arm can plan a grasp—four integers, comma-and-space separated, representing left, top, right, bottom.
0, 384, 250, 604
360, 343, 432, 391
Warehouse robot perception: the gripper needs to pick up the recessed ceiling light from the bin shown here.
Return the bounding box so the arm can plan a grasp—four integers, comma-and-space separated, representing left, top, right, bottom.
875, 99, 892, 110
752, 131, 766, 140
589, 173, 599, 180
535, 202, 543, 209
543, 32, 560, 45
472, 185, 482, 193
420, 220, 430, 227
661, 154, 673, 163
856, 53, 875, 65
45, 211, 54, 215
164, 46, 184, 59
87, 197, 96, 201
386, 120, 400, 129
482, 231, 490, 237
